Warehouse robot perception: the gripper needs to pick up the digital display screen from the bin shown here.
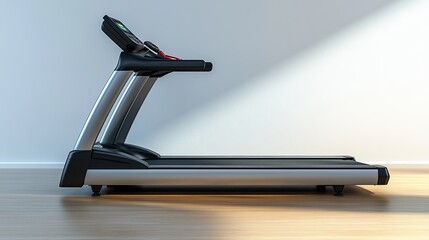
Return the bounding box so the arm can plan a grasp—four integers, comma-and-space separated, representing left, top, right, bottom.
114, 20, 131, 34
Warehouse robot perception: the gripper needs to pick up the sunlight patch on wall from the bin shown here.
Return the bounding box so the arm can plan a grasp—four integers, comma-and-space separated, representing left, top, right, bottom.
151, 0, 429, 164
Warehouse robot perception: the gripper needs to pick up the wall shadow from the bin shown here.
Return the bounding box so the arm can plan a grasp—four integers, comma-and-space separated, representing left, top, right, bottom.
129, 0, 398, 147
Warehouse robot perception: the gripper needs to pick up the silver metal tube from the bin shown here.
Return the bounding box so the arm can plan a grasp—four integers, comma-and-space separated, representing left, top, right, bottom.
115, 77, 158, 144
74, 71, 133, 150
84, 169, 379, 186
100, 75, 149, 144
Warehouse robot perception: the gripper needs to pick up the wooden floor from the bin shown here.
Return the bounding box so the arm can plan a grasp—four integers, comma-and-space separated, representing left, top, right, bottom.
0, 167, 428, 239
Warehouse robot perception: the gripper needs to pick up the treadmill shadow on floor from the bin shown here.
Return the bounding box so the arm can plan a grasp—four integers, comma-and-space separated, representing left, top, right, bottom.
61, 185, 396, 213
103, 185, 375, 196
61, 185, 429, 215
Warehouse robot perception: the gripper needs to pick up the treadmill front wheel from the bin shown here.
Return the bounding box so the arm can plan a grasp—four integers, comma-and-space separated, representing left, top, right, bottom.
91, 185, 102, 196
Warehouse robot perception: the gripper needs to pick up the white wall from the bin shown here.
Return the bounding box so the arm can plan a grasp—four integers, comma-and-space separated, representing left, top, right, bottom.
0, 0, 427, 164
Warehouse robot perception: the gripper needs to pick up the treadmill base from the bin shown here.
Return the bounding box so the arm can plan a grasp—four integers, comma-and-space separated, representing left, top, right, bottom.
84, 169, 379, 186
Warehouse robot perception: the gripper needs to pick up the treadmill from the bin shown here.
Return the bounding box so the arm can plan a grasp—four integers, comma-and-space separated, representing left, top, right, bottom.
60, 15, 389, 196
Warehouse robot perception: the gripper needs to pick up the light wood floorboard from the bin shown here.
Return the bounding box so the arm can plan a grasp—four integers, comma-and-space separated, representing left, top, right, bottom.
0, 167, 428, 239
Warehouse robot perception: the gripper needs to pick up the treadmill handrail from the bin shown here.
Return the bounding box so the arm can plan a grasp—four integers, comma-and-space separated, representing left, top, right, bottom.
115, 52, 213, 72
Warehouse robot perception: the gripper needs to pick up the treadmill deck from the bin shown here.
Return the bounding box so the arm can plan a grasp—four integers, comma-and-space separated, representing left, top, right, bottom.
145, 158, 374, 169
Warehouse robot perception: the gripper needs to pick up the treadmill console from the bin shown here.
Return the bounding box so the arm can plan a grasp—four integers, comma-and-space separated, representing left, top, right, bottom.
102, 15, 145, 52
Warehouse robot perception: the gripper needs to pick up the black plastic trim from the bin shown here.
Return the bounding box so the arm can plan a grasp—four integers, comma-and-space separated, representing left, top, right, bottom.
146, 166, 382, 169
59, 150, 92, 187
376, 165, 390, 185
144, 158, 376, 169
88, 143, 150, 169
110, 143, 161, 159
115, 52, 212, 73
89, 157, 148, 169
137, 70, 172, 77
89, 146, 149, 169
102, 15, 145, 52
343, 155, 355, 161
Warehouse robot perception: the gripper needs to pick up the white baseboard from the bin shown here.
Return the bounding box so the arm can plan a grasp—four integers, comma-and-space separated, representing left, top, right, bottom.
0, 162, 428, 169
0, 162, 64, 168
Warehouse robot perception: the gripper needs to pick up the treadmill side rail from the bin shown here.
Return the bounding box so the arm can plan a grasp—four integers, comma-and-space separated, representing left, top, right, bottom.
84, 169, 380, 186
